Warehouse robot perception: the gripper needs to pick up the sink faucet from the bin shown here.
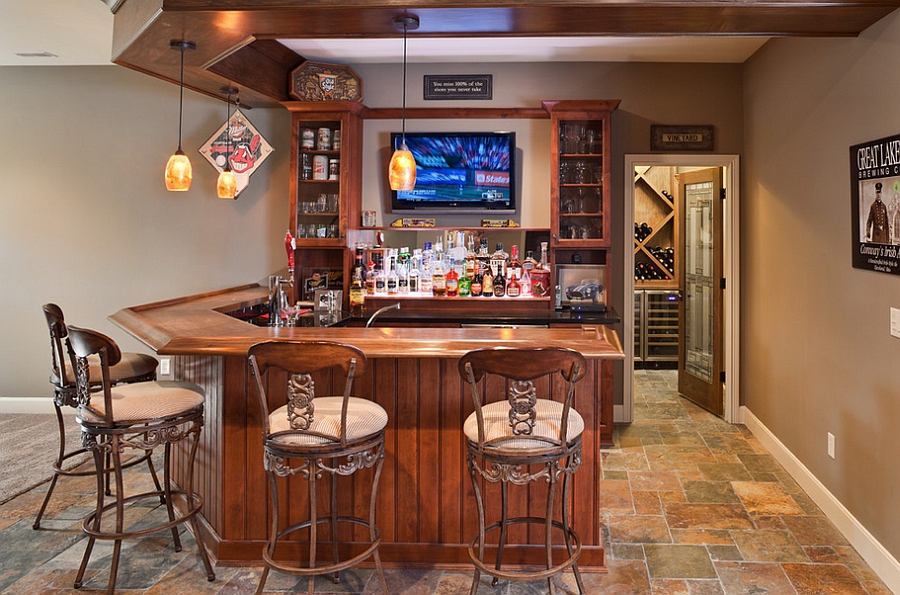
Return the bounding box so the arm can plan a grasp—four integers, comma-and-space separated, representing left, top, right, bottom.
365, 302, 400, 328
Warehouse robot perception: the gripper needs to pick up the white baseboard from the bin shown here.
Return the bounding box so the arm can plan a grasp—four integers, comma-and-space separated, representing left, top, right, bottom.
0, 397, 55, 415
742, 406, 900, 594
614, 403, 626, 424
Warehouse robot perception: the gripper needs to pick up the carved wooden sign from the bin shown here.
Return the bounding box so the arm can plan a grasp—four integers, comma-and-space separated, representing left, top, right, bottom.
290, 61, 363, 102
651, 125, 714, 151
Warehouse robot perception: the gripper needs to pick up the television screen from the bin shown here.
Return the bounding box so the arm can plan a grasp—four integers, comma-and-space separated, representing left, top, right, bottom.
390, 131, 516, 213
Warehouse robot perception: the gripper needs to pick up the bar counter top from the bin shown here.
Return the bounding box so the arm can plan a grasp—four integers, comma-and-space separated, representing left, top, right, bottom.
108, 282, 622, 568
110, 283, 624, 359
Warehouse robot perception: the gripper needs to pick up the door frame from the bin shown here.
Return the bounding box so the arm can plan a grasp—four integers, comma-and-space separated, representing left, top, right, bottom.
622, 154, 741, 424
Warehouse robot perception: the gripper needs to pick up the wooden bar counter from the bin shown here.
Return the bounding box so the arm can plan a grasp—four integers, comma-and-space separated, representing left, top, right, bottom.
110, 284, 624, 570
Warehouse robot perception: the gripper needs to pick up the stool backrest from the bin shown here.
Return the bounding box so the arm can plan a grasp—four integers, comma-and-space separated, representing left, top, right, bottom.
66, 325, 123, 425
43, 303, 72, 391
458, 347, 586, 451
248, 341, 368, 448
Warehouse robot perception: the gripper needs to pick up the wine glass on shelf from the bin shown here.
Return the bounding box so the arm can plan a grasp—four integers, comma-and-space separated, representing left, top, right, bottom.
585, 129, 595, 154
577, 188, 585, 213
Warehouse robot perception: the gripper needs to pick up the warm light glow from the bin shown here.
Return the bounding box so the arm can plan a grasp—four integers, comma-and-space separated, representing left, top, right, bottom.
217, 168, 237, 199
165, 150, 193, 191
389, 143, 417, 191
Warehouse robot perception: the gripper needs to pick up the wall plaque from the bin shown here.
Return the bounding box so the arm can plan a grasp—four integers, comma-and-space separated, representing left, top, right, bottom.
289, 61, 363, 102
424, 74, 492, 100
651, 125, 714, 151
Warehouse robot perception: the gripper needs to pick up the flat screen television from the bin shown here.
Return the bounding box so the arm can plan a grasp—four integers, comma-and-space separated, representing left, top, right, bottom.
390, 131, 516, 213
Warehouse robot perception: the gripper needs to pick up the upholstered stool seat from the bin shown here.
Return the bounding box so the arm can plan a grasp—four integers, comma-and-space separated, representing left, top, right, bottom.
34, 303, 161, 530
249, 340, 389, 595
67, 325, 215, 595
459, 347, 588, 595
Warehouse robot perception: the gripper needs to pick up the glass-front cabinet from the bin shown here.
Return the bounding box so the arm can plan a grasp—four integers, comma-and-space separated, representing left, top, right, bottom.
286, 102, 364, 303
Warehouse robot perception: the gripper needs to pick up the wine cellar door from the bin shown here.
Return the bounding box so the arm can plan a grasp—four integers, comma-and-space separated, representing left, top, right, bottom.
677, 167, 725, 416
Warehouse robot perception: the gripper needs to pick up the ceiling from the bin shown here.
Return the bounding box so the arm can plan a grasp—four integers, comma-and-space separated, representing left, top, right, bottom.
4, 0, 896, 109
2, 0, 768, 67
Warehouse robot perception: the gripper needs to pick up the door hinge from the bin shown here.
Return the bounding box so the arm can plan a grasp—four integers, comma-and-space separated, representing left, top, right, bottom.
720, 277, 726, 290
720, 188, 727, 200
720, 371, 726, 383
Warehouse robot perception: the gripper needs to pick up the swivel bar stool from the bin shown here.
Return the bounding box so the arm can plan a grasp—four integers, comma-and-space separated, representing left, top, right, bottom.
66, 325, 215, 594
248, 340, 389, 595
34, 303, 161, 529
459, 346, 587, 595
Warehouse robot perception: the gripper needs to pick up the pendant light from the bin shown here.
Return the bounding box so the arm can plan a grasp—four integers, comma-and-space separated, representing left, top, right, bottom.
388, 15, 419, 191
165, 40, 196, 191
217, 86, 238, 199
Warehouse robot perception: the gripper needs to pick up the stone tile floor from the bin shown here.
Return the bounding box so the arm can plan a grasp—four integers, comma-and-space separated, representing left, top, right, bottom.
0, 369, 891, 594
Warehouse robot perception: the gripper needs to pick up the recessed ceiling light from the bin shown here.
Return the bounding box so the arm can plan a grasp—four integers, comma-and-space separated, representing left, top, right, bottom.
15, 51, 58, 58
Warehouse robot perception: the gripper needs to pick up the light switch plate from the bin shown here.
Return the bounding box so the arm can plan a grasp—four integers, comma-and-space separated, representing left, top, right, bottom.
892, 308, 900, 339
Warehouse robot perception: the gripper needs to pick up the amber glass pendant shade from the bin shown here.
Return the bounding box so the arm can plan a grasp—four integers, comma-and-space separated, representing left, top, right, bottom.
165, 40, 195, 192
389, 142, 417, 190
217, 168, 237, 199
165, 150, 193, 191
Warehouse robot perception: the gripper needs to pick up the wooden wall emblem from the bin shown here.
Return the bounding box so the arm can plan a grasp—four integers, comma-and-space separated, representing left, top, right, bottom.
289, 61, 363, 102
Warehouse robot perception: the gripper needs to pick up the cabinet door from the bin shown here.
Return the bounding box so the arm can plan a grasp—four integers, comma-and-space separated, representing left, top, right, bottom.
550, 112, 611, 248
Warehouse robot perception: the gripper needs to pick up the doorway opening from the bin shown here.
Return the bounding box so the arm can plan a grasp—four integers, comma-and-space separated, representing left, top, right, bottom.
622, 155, 741, 424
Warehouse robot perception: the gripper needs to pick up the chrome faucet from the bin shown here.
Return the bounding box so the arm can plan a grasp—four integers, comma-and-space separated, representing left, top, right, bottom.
365, 302, 400, 328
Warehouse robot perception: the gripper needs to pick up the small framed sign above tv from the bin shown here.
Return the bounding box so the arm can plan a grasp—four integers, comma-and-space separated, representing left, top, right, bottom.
390, 131, 516, 214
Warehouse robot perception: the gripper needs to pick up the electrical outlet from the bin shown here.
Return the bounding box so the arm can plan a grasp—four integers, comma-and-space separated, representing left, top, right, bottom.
158, 356, 172, 378
827, 432, 835, 459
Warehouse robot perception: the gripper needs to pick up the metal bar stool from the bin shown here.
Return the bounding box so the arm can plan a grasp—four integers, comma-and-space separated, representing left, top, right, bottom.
34, 303, 161, 530
66, 326, 215, 594
459, 346, 587, 595
248, 340, 389, 595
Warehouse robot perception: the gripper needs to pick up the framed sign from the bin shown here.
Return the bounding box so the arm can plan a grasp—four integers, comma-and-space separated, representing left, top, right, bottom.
651, 125, 714, 151
199, 109, 273, 198
424, 75, 492, 100
850, 133, 900, 275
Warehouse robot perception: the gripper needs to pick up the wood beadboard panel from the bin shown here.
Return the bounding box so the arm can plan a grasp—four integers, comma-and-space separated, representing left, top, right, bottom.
169, 352, 608, 568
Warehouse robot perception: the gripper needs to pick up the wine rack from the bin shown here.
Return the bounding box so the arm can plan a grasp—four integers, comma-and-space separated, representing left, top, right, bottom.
634, 165, 679, 289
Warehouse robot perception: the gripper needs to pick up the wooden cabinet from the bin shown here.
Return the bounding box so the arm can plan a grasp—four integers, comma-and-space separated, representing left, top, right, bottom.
634, 165, 679, 288
544, 100, 619, 306
286, 101, 365, 303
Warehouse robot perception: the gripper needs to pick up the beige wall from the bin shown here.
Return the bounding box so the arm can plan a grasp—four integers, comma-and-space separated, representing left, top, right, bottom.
743, 12, 900, 557
0, 59, 742, 405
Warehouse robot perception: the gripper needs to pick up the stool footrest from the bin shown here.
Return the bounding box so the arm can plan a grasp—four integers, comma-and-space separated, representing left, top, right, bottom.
81, 489, 203, 541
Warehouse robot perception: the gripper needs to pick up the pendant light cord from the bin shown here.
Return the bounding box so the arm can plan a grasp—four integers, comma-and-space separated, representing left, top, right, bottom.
177, 45, 185, 152
401, 21, 408, 142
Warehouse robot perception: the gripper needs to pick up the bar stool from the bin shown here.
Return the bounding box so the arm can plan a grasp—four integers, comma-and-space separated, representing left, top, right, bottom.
459, 347, 587, 595
66, 326, 215, 594
34, 303, 161, 530
248, 340, 389, 595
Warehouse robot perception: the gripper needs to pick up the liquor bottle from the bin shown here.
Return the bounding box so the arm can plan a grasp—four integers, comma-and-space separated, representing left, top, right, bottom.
506, 271, 521, 297
507, 245, 522, 286
520, 264, 532, 297
374, 261, 386, 295
491, 242, 509, 279
365, 261, 377, 296
482, 263, 494, 297
531, 242, 551, 297
457, 261, 471, 297
492, 263, 506, 297
349, 267, 366, 316
477, 238, 491, 274
397, 248, 410, 294
465, 235, 477, 279
386, 254, 399, 295
470, 262, 484, 297
432, 255, 447, 297
445, 257, 459, 297
420, 261, 433, 295
408, 252, 421, 293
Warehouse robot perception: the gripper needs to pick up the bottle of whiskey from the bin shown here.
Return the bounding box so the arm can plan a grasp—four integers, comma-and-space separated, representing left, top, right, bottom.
531, 242, 552, 297
492, 264, 506, 297
506, 271, 521, 297
491, 242, 509, 279
507, 244, 522, 285
465, 235, 477, 279
482, 263, 494, 297
432, 255, 447, 297
445, 257, 459, 297
470, 262, 483, 297
349, 267, 366, 316
365, 260, 377, 296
